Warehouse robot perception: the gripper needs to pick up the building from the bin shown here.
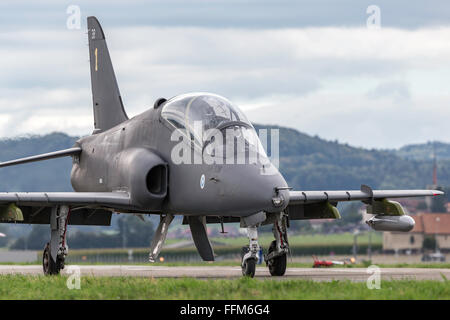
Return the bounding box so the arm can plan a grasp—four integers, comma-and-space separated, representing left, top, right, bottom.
383, 213, 450, 253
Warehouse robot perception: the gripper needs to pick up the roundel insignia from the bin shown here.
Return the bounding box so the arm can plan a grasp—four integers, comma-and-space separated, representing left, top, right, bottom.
200, 174, 205, 189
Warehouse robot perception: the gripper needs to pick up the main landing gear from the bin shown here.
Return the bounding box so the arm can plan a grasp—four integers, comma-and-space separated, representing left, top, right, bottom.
264, 213, 289, 276
42, 205, 70, 275
149, 214, 174, 262
240, 212, 290, 278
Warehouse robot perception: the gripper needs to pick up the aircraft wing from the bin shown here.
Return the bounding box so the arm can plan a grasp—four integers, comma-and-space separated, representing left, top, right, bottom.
0, 191, 133, 226
287, 185, 444, 220
289, 186, 443, 205
0, 191, 131, 207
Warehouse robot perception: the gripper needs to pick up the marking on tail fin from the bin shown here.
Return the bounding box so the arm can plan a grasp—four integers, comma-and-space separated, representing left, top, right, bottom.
87, 16, 128, 133
95, 48, 98, 71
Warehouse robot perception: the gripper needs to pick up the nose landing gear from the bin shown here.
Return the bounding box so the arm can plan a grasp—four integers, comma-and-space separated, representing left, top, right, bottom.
239, 212, 289, 277
241, 226, 259, 277
241, 246, 257, 277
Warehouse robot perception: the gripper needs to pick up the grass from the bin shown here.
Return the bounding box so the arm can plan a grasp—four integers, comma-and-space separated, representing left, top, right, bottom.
210, 232, 383, 247
1, 233, 380, 263
27, 232, 380, 255
30, 232, 382, 263
0, 275, 448, 299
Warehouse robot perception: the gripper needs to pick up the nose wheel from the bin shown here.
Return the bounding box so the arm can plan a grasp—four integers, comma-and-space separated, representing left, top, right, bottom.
241, 226, 260, 278
241, 246, 256, 277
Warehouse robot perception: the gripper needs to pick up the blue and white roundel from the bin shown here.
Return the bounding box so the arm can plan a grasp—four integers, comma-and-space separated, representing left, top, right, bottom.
200, 174, 205, 189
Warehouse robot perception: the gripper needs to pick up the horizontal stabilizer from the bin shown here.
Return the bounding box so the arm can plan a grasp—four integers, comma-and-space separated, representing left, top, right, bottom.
0, 147, 81, 168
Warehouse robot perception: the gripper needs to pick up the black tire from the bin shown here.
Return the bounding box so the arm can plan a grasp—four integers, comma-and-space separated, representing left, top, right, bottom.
241, 246, 256, 278
242, 258, 256, 277
267, 241, 287, 276
42, 243, 62, 275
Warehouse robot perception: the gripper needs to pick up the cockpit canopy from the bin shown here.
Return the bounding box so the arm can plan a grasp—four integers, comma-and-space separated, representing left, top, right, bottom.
161, 93, 252, 142
161, 93, 270, 164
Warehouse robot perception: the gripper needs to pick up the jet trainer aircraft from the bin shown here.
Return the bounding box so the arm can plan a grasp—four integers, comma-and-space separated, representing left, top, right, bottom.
0, 17, 443, 277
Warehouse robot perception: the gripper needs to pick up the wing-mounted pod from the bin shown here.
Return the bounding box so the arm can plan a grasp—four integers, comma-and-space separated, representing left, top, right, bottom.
366, 214, 415, 232
365, 196, 414, 232
112, 148, 168, 210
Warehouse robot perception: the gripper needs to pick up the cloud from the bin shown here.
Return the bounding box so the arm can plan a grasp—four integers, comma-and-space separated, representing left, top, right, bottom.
1, 1, 450, 29
245, 92, 450, 149
367, 80, 411, 102
0, 22, 449, 148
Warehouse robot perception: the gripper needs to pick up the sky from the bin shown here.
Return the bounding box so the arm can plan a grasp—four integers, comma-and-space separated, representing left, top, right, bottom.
0, 0, 449, 149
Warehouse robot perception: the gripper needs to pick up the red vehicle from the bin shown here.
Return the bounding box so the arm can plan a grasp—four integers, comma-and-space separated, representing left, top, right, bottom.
312, 255, 354, 268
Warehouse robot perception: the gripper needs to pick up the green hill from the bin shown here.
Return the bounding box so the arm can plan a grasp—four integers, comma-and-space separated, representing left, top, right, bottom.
0, 133, 77, 192
253, 124, 450, 192
0, 127, 449, 248
394, 141, 450, 161
0, 127, 448, 194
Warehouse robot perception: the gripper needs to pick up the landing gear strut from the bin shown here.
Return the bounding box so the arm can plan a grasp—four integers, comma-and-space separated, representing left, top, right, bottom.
149, 214, 174, 262
265, 212, 289, 276
241, 226, 259, 277
42, 205, 70, 275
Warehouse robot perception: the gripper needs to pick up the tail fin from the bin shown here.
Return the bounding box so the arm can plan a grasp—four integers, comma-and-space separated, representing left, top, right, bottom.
87, 16, 128, 134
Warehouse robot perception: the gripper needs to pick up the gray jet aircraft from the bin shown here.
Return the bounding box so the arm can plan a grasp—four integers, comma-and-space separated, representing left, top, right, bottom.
0, 17, 444, 277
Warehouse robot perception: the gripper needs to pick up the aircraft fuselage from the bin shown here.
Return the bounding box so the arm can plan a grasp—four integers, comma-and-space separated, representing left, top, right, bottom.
70, 98, 290, 217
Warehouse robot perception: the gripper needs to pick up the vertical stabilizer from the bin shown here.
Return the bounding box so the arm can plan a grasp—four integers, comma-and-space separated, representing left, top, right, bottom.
87, 16, 128, 133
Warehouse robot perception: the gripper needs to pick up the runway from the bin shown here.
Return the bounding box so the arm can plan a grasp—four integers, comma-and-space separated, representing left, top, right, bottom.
1, 265, 449, 281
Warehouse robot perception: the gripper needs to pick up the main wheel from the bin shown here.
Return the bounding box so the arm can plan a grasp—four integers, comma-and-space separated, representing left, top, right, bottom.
267, 241, 287, 276
241, 246, 256, 278
43, 243, 62, 275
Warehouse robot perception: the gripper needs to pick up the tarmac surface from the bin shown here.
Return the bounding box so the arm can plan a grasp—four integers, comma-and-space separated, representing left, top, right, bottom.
1, 265, 449, 281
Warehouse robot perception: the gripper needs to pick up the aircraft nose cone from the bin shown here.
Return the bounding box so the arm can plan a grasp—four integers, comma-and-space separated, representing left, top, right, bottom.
216, 163, 289, 215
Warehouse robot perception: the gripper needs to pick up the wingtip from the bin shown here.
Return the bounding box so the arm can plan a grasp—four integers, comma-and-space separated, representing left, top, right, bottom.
433, 190, 445, 196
